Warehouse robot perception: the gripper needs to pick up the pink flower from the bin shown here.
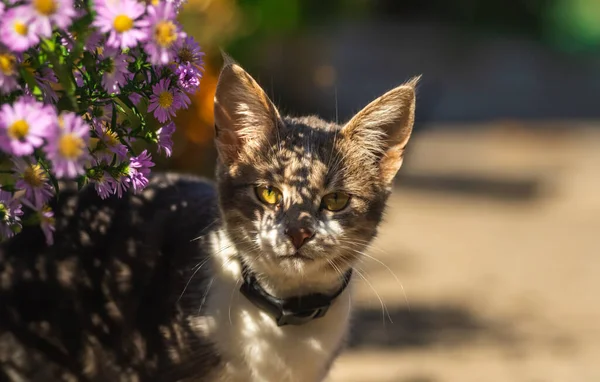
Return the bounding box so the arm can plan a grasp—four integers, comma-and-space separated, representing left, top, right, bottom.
0, 188, 23, 240
128, 150, 154, 193
93, 120, 128, 162
93, 0, 148, 49
148, 78, 189, 123
44, 112, 90, 178
175, 62, 201, 93
172, 35, 204, 66
0, 6, 40, 52
0, 51, 19, 94
27, 0, 77, 37
92, 171, 117, 199
38, 205, 55, 245
100, 48, 133, 94
0, 98, 56, 156
142, 2, 184, 65
12, 157, 54, 208
157, 121, 175, 157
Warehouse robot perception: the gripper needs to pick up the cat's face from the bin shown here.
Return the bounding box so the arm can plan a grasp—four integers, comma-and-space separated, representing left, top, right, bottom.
214, 61, 418, 279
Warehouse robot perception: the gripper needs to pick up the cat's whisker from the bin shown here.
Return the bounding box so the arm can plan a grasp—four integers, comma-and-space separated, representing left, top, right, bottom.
351, 266, 393, 326
336, 243, 411, 312
198, 277, 215, 314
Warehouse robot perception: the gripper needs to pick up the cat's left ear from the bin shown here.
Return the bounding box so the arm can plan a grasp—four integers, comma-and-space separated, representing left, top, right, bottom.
343, 76, 420, 185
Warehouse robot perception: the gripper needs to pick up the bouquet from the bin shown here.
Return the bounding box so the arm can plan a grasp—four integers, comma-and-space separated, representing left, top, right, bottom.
0, 0, 204, 245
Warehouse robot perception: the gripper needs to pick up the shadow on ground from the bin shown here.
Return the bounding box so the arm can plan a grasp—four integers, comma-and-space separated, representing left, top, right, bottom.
348, 305, 517, 350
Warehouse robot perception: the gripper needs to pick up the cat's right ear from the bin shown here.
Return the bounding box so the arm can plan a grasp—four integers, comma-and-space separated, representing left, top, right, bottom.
213, 58, 281, 164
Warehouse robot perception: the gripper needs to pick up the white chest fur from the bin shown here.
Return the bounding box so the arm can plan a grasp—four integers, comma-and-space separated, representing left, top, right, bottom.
196, 232, 353, 382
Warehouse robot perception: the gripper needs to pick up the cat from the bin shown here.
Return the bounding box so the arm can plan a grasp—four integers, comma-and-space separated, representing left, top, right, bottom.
0, 59, 419, 382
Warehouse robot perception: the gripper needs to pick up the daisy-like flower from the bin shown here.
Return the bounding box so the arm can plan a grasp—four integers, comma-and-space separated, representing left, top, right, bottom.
93, 0, 147, 49
44, 112, 90, 178
111, 172, 130, 198
85, 30, 104, 51
38, 205, 55, 245
148, 78, 189, 123
156, 121, 175, 157
100, 48, 133, 94
0, 7, 40, 52
93, 120, 128, 162
143, 2, 184, 65
0, 98, 56, 156
36, 67, 59, 103
28, 0, 77, 37
0, 189, 23, 240
175, 62, 201, 93
172, 35, 204, 66
92, 170, 116, 199
128, 150, 154, 193
0, 50, 20, 94
12, 157, 54, 208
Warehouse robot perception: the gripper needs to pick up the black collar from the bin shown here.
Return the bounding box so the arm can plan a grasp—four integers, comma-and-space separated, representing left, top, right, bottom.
239, 263, 353, 327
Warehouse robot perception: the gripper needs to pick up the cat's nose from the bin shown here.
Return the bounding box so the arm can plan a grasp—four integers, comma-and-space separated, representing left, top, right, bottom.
285, 227, 314, 250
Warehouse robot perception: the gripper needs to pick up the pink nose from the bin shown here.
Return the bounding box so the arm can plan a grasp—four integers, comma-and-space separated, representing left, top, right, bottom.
285, 227, 314, 250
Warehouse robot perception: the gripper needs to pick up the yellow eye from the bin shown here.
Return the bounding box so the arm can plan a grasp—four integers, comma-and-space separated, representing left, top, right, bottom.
255, 185, 282, 205
321, 192, 350, 212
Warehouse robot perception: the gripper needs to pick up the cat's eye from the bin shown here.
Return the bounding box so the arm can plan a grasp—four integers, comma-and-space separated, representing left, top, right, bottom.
255, 185, 283, 206
321, 192, 350, 212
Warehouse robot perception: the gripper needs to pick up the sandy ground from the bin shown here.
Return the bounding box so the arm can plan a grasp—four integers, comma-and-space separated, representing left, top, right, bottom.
326, 124, 600, 382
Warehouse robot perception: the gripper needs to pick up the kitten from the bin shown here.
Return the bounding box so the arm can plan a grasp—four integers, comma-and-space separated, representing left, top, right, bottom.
0, 60, 418, 382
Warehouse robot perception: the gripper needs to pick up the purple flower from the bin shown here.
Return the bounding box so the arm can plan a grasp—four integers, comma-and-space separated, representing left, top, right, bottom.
93, 0, 148, 49
85, 30, 104, 51
0, 51, 19, 94
148, 78, 190, 123
12, 157, 54, 208
0, 3, 5, 18
36, 67, 59, 103
92, 171, 116, 199
38, 205, 55, 245
93, 120, 128, 162
44, 112, 90, 178
0, 189, 23, 240
157, 121, 175, 157
0, 98, 56, 156
0, 7, 40, 52
142, 2, 184, 65
28, 0, 77, 37
129, 92, 142, 106
172, 35, 204, 66
175, 62, 201, 93
100, 48, 132, 94
112, 173, 130, 198
128, 150, 154, 193
74, 68, 84, 87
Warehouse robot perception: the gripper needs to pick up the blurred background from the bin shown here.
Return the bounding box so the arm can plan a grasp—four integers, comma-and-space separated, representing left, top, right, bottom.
172, 1, 600, 381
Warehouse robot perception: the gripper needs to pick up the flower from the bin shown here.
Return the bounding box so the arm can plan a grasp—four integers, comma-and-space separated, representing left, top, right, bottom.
143, 2, 183, 65
36, 67, 59, 103
0, 3, 5, 18
0, 189, 23, 240
156, 121, 175, 157
28, 0, 77, 37
129, 92, 142, 105
92, 120, 128, 162
128, 149, 154, 193
148, 78, 189, 123
0, 7, 40, 52
92, 170, 116, 199
93, 0, 148, 49
100, 48, 132, 94
12, 157, 54, 208
0, 98, 56, 156
0, 51, 19, 94
38, 205, 55, 245
111, 172, 130, 198
44, 112, 90, 178
175, 62, 201, 93
172, 35, 204, 66
84, 31, 104, 51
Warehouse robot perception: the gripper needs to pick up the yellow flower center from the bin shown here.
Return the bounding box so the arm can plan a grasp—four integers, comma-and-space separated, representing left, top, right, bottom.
154, 21, 177, 47
8, 120, 29, 140
14, 22, 28, 36
0, 54, 17, 76
58, 134, 85, 159
105, 129, 119, 147
23, 163, 46, 188
158, 91, 173, 108
33, 0, 58, 16
113, 15, 134, 33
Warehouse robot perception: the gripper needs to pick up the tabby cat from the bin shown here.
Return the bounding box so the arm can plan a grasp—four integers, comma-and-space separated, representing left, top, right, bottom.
0, 59, 418, 382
